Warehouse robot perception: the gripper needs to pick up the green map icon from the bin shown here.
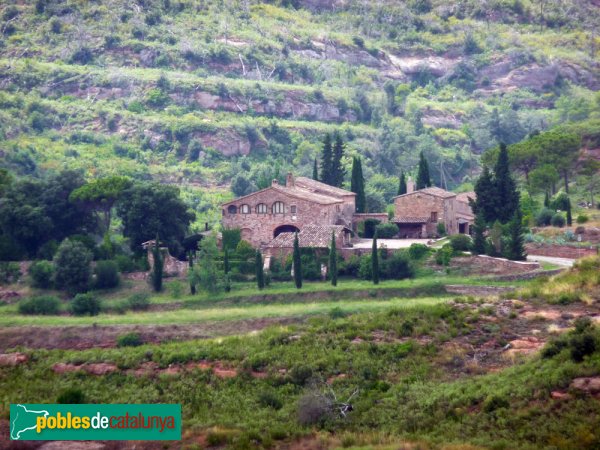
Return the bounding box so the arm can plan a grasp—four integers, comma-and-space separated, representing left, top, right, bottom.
10, 404, 49, 440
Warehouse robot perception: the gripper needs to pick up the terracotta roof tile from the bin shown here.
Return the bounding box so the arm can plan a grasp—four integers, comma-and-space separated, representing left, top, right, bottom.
394, 186, 456, 199
266, 225, 350, 248
295, 177, 356, 197
456, 192, 476, 203
391, 216, 429, 224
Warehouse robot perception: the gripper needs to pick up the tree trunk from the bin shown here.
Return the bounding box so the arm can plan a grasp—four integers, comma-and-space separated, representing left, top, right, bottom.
563, 171, 569, 194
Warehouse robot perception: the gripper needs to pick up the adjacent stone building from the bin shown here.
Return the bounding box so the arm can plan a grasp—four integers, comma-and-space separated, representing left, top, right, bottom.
392, 186, 475, 238
221, 173, 357, 248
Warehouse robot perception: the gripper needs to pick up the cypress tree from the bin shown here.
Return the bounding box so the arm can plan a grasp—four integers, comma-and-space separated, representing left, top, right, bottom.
329, 231, 337, 286
152, 234, 163, 292
398, 171, 407, 195
188, 251, 196, 295
312, 157, 319, 181
505, 207, 527, 261
566, 197, 572, 226
223, 246, 230, 274
416, 151, 431, 189
544, 191, 550, 207
472, 211, 487, 255
371, 230, 379, 285
494, 142, 520, 223
320, 133, 333, 185
351, 157, 366, 213
255, 250, 265, 290
293, 232, 302, 289
331, 133, 346, 187
473, 166, 497, 224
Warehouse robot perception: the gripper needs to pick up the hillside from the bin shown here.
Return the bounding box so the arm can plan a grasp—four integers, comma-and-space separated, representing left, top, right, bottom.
1, 0, 599, 226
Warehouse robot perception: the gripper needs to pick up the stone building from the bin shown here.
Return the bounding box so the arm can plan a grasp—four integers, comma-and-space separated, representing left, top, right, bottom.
392, 185, 475, 238
264, 225, 352, 260
221, 173, 358, 248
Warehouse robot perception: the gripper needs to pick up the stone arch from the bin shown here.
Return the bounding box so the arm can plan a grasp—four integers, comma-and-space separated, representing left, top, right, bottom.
273, 224, 300, 238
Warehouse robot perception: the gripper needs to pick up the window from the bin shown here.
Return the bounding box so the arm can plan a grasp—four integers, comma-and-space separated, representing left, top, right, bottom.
227, 205, 237, 215
290, 205, 297, 214
256, 203, 267, 214
272, 201, 285, 214
430, 212, 438, 222
240, 204, 250, 214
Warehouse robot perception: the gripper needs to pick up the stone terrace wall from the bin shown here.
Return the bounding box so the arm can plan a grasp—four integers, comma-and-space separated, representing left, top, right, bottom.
525, 244, 597, 259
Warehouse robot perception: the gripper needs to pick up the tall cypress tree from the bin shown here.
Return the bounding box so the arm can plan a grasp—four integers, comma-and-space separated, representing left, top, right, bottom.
566, 197, 572, 226
255, 250, 265, 290
329, 231, 337, 287
223, 246, 230, 274
351, 157, 366, 213
152, 234, 163, 292
398, 171, 407, 195
188, 251, 196, 295
472, 211, 487, 255
371, 231, 379, 285
331, 133, 346, 187
505, 207, 527, 261
293, 232, 302, 289
312, 157, 319, 181
416, 151, 431, 189
473, 166, 497, 224
320, 133, 333, 185
544, 191, 550, 207
494, 142, 520, 223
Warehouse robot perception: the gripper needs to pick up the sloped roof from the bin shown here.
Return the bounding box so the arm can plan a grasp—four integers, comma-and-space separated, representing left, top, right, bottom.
221, 183, 342, 206
391, 216, 429, 224
295, 177, 356, 198
266, 225, 350, 248
394, 186, 457, 200
456, 192, 476, 204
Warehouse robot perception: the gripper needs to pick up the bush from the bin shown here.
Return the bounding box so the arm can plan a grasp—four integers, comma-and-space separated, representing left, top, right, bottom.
381, 252, 414, 280
0, 262, 21, 284
408, 243, 429, 260
375, 223, 398, 238
436, 222, 446, 237
57, 388, 85, 404
28, 261, 54, 289
358, 254, 373, 280
570, 333, 596, 362
70, 293, 101, 316
535, 208, 554, 226
435, 244, 453, 266
128, 293, 150, 311
290, 365, 313, 386
117, 332, 143, 347
339, 255, 360, 277
449, 234, 472, 252
53, 239, 92, 294
551, 213, 565, 228
258, 391, 283, 410
362, 219, 380, 238
297, 391, 332, 426
482, 395, 509, 413
19, 296, 61, 315
94, 260, 120, 289
576, 214, 589, 224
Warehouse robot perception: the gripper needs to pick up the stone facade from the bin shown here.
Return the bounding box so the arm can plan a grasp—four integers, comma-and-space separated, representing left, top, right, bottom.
392, 187, 474, 238
221, 174, 356, 248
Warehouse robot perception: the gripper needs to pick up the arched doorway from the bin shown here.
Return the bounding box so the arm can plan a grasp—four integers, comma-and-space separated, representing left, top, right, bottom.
273, 224, 300, 238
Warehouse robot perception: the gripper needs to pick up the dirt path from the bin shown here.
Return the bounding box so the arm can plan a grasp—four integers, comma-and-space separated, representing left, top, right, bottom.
0, 317, 302, 351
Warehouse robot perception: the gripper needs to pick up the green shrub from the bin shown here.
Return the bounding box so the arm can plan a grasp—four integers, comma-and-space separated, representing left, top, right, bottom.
436, 222, 446, 236
381, 252, 414, 280
576, 214, 589, 224
408, 243, 429, 260
535, 208, 554, 226
449, 234, 472, 252
551, 213, 565, 228
19, 296, 61, 315
570, 333, 596, 362
290, 364, 313, 386
117, 332, 143, 347
339, 255, 360, 277
436, 244, 453, 266
329, 307, 347, 319
70, 293, 101, 316
375, 223, 398, 238
0, 262, 21, 284
53, 239, 92, 294
29, 261, 54, 288
541, 338, 568, 359
483, 395, 509, 413
258, 391, 283, 410
57, 388, 86, 404
362, 219, 380, 238
128, 293, 150, 311
94, 260, 120, 289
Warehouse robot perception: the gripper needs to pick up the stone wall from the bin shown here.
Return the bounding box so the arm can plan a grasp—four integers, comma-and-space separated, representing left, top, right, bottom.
394, 193, 453, 236
525, 244, 597, 259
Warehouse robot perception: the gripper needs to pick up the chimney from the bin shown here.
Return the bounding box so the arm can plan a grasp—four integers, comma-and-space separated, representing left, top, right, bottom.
407, 177, 415, 193
272, 179, 279, 186
286, 172, 295, 187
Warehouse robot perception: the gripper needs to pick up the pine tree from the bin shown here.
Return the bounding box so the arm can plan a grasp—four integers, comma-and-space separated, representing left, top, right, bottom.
351, 157, 366, 213
505, 208, 527, 261
494, 142, 520, 223
329, 231, 337, 286
293, 232, 302, 289
188, 251, 196, 295
416, 151, 431, 189
320, 133, 333, 185
566, 197, 572, 226
398, 171, 407, 195
473, 166, 498, 224
331, 133, 346, 187
544, 191, 550, 207
472, 211, 487, 255
312, 157, 319, 181
223, 246, 230, 274
152, 234, 163, 292
371, 231, 379, 285
255, 250, 265, 290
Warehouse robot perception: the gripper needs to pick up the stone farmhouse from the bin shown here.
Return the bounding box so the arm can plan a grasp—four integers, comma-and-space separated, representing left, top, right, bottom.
392, 181, 475, 238
221, 173, 386, 248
